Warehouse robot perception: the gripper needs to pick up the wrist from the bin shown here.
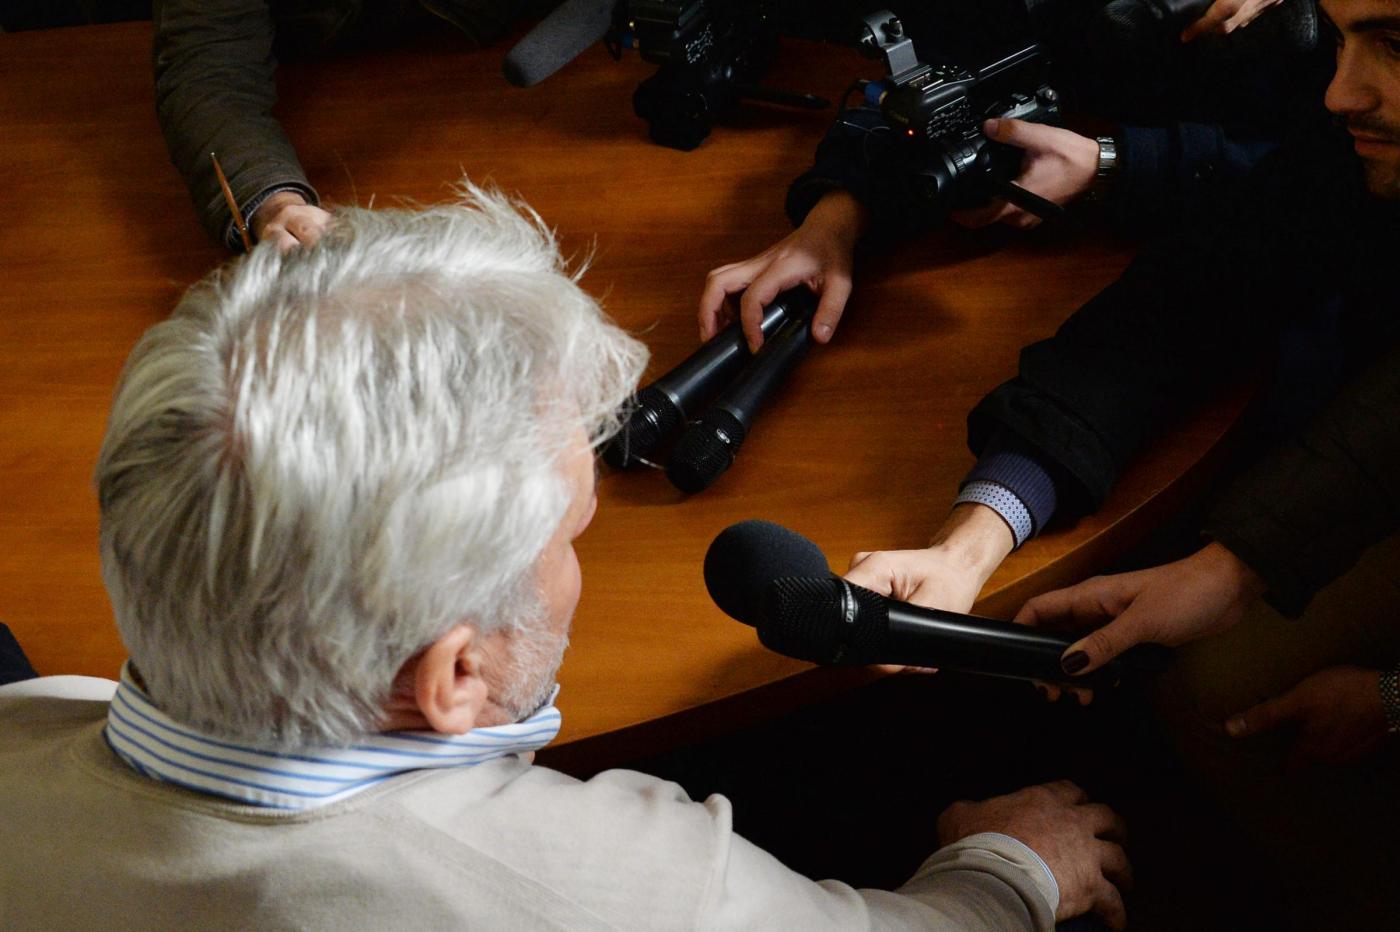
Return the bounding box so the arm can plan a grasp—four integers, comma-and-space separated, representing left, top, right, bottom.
806, 190, 869, 247
1198, 541, 1267, 604
928, 503, 1015, 587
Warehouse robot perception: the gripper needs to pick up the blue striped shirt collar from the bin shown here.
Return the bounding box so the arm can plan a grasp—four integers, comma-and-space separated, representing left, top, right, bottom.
103, 662, 562, 810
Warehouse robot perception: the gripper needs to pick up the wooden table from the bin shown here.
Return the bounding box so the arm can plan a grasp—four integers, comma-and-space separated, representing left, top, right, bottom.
0, 21, 1242, 765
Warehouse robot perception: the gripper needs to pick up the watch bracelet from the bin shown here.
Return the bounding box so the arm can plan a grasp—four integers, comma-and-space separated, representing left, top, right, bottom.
1381, 668, 1400, 735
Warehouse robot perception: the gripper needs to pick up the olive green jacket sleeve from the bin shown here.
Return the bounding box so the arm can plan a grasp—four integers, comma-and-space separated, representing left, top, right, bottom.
1206, 343, 1400, 617
152, 0, 321, 249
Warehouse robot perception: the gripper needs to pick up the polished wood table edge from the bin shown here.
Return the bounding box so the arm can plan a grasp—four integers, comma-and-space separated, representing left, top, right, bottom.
543, 380, 1258, 771
972, 377, 1260, 620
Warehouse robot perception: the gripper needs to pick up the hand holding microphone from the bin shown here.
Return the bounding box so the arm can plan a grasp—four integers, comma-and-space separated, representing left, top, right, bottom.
704, 520, 1172, 689
605, 289, 817, 493
603, 294, 800, 469
699, 191, 866, 353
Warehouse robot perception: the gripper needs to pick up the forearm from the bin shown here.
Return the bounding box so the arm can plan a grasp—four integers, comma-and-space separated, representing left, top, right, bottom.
153, 0, 318, 245
785, 107, 934, 240
928, 503, 1017, 593
1205, 345, 1400, 616
1107, 123, 1278, 235
890, 833, 1057, 931
709, 828, 1053, 931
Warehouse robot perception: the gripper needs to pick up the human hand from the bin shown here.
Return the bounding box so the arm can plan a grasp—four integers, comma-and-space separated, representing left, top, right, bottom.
251, 191, 333, 251
845, 503, 1013, 613
1180, 0, 1283, 42
698, 190, 866, 353
845, 504, 1013, 674
1225, 666, 1389, 768
937, 780, 1132, 929
1015, 542, 1265, 679
951, 118, 1101, 230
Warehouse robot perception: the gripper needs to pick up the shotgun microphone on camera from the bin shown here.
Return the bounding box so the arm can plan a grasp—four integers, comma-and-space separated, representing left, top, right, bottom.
503, 0, 617, 88
703, 520, 1172, 688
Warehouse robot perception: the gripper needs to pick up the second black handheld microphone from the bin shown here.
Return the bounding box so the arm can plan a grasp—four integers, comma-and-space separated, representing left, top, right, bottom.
604, 289, 813, 470
665, 307, 814, 494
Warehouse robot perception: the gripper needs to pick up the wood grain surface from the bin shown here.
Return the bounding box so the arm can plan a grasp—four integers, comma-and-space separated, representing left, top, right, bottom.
0, 21, 1244, 763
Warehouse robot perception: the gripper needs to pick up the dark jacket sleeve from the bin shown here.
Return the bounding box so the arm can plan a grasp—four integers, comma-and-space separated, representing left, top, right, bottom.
785, 107, 941, 240
966, 133, 1342, 513
786, 110, 1278, 240
1204, 345, 1400, 616
153, 0, 320, 248
1109, 122, 1278, 236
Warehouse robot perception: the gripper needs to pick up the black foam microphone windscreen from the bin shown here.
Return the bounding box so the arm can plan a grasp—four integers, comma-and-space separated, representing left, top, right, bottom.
702, 520, 830, 626
503, 0, 616, 88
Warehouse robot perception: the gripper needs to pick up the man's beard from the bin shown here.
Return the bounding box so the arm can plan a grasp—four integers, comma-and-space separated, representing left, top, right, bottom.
497, 625, 568, 722
1348, 116, 1400, 200
493, 591, 570, 723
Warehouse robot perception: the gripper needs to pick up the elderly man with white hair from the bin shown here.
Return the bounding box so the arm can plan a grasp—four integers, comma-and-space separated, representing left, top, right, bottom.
0, 189, 1130, 931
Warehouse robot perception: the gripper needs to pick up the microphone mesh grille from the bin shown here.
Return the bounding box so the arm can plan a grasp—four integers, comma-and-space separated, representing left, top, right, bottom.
666, 408, 746, 494
760, 577, 886, 665
602, 386, 679, 469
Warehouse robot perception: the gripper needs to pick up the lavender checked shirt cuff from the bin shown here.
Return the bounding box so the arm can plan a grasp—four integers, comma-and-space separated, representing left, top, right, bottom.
956, 442, 1060, 550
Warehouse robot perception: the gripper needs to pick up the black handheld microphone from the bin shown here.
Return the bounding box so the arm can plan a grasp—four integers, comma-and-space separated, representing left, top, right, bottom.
503, 0, 618, 88
603, 290, 810, 470
666, 307, 815, 494
703, 520, 1172, 688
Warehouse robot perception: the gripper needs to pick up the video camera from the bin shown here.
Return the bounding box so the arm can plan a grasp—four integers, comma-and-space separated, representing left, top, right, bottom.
504, 0, 828, 151
851, 9, 1065, 223
624, 0, 827, 150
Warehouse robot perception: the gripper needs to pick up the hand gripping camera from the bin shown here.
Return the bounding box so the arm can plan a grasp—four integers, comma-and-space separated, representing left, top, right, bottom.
853, 10, 1065, 222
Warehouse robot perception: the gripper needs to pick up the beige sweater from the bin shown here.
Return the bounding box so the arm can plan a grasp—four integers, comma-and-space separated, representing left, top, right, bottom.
0, 677, 1057, 930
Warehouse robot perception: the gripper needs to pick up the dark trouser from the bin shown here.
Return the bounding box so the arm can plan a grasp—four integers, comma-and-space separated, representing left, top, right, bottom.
1152, 535, 1400, 930
0, 623, 38, 686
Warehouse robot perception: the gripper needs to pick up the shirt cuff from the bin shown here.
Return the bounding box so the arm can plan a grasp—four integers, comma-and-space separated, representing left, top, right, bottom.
956, 480, 1034, 549
981, 833, 1059, 908
961, 436, 1060, 542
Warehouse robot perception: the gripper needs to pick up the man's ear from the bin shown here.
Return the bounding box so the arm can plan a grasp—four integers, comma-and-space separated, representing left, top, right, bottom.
413, 623, 490, 735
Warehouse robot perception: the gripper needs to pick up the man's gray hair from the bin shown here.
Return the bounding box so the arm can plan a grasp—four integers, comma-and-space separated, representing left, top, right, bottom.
96, 186, 646, 749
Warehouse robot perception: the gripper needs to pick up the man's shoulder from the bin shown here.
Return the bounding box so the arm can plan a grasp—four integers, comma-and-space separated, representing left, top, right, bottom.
0, 675, 116, 739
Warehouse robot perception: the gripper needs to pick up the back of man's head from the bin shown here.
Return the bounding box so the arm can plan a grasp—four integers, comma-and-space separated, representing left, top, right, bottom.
95, 187, 646, 749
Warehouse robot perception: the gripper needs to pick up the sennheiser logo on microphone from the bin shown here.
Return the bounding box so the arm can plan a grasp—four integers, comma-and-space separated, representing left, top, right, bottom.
837, 579, 858, 626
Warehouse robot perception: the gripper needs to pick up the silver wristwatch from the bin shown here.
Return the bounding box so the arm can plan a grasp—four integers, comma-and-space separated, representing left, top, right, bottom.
1381, 668, 1400, 736
1087, 136, 1118, 202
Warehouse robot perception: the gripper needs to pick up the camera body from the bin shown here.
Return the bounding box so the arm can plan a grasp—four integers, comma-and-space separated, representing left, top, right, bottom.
857, 10, 1061, 217
626, 0, 781, 150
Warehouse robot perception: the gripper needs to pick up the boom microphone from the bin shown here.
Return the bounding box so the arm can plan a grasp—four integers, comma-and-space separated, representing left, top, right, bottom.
603, 290, 810, 470
666, 309, 815, 494
704, 520, 1172, 688
503, 0, 617, 88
